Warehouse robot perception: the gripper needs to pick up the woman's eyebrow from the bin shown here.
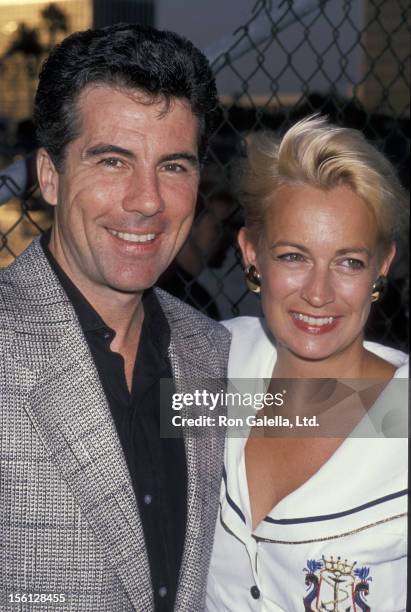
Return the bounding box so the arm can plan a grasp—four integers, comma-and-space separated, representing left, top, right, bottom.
269, 241, 309, 252
269, 243, 372, 257
335, 247, 371, 256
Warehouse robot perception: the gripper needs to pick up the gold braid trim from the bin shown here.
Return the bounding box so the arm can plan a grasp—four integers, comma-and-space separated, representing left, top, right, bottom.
252, 512, 407, 545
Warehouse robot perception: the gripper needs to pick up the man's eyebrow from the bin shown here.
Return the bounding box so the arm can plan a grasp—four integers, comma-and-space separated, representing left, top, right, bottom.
83, 144, 135, 159
82, 146, 199, 167
158, 152, 199, 168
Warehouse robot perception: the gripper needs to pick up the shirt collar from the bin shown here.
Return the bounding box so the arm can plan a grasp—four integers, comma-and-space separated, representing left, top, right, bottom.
40, 231, 107, 333
40, 231, 170, 363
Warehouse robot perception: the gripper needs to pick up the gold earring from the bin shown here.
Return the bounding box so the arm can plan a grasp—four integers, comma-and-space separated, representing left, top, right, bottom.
371, 275, 387, 302
245, 264, 261, 293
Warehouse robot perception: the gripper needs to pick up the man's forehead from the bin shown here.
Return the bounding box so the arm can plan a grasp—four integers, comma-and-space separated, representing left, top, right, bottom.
76, 83, 194, 123
66, 84, 200, 165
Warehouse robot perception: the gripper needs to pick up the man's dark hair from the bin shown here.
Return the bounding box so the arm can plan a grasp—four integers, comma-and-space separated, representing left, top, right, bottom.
34, 23, 218, 170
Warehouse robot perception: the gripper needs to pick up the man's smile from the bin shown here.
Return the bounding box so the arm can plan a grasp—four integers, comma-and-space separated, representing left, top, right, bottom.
106, 228, 157, 243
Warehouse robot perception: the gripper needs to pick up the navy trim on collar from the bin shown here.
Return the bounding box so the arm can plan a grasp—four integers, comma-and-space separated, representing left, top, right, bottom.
222, 466, 246, 524
263, 488, 408, 525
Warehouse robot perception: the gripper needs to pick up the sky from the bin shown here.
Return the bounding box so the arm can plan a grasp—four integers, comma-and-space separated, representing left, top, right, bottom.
157, 0, 363, 100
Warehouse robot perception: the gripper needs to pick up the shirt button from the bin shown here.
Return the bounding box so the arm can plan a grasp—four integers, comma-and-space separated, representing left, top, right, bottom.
250, 585, 260, 599
143, 494, 152, 505
158, 586, 167, 598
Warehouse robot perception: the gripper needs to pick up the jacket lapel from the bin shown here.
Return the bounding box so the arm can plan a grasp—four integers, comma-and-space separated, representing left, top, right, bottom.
156, 290, 229, 610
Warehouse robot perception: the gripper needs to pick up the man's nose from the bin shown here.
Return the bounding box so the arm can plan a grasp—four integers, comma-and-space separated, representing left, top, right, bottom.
300, 265, 335, 307
122, 169, 164, 216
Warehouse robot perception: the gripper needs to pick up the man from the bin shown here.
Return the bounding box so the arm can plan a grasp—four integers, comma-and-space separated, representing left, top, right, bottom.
0, 24, 230, 611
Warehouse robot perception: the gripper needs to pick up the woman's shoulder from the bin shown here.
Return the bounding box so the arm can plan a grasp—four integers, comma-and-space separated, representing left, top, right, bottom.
221, 316, 272, 348
364, 340, 409, 378
222, 317, 277, 378
222, 315, 264, 335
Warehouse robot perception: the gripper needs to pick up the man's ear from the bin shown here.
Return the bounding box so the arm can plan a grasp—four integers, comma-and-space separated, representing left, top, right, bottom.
36, 148, 59, 206
238, 227, 257, 268
379, 243, 396, 276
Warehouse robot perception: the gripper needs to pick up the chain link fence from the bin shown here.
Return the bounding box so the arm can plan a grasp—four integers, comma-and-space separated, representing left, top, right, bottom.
0, 0, 409, 349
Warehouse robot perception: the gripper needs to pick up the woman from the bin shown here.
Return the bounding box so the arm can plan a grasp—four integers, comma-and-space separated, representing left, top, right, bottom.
206, 116, 408, 611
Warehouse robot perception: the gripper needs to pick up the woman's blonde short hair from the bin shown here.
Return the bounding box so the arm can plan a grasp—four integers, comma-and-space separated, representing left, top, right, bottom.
237, 115, 408, 256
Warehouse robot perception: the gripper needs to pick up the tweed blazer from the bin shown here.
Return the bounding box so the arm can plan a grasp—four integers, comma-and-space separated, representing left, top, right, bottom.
0, 238, 230, 612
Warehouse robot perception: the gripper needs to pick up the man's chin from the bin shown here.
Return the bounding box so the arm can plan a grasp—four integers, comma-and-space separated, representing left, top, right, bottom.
105, 274, 160, 295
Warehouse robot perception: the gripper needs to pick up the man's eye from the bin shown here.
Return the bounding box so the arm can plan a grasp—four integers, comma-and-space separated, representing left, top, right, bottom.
277, 252, 305, 262
99, 158, 123, 168
162, 163, 186, 173
341, 258, 365, 270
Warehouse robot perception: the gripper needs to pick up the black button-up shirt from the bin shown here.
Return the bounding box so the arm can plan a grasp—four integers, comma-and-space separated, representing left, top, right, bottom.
40, 234, 187, 611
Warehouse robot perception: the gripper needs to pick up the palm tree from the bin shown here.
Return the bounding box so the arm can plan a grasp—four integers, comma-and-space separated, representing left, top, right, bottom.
41, 3, 69, 50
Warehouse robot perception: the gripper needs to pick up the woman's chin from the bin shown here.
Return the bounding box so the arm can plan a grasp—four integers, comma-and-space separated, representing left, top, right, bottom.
277, 338, 345, 364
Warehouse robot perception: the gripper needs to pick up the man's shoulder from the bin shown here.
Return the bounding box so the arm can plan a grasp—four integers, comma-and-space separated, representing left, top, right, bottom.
154, 287, 230, 341
0, 237, 66, 322
0, 237, 47, 286
0, 243, 34, 310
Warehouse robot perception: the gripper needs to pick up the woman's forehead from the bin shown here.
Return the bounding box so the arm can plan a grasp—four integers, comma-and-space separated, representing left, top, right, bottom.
262, 184, 379, 246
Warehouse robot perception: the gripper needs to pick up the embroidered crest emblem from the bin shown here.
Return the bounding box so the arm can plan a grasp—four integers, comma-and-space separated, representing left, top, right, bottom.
303, 556, 372, 611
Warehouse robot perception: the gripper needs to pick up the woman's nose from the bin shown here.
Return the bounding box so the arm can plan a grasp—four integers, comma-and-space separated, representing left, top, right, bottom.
300, 266, 335, 307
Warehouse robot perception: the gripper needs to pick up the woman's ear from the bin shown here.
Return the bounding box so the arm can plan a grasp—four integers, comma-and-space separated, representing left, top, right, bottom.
36, 148, 59, 206
379, 243, 396, 277
238, 227, 258, 268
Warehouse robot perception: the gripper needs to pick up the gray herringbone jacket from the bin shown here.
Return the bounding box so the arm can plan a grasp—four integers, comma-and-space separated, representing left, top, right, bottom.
0, 238, 230, 611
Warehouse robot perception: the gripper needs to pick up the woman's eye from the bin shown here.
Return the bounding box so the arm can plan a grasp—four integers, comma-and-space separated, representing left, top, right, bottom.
277, 252, 305, 262
341, 258, 365, 270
